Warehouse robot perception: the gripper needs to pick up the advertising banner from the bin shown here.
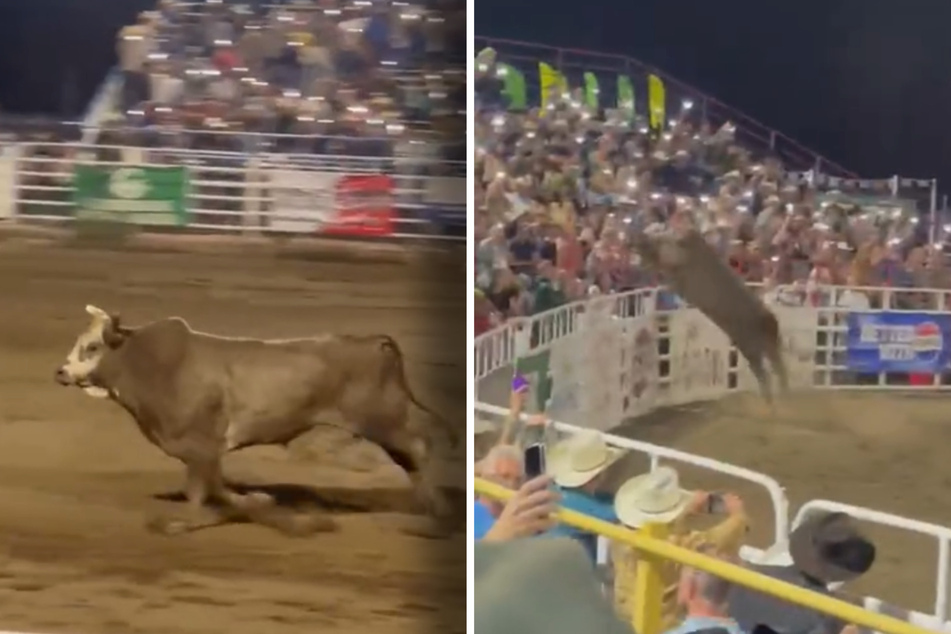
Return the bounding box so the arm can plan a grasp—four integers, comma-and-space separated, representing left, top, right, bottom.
323, 174, 394, 237
846, 312, 951, 373
73, 165, 189, 226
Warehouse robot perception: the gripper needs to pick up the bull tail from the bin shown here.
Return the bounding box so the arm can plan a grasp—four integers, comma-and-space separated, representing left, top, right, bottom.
378, 336, 459, 448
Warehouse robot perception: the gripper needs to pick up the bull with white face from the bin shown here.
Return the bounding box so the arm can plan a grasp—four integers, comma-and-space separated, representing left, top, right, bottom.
55, 305, 457, 535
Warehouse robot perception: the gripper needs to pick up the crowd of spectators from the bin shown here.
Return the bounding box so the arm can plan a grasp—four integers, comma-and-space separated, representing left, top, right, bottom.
473, 50, 945, 335
474, 386, 876, 634
104, 0, 465, 155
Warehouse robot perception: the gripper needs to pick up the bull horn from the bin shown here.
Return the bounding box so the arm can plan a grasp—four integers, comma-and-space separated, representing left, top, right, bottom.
86, 305, 110, 320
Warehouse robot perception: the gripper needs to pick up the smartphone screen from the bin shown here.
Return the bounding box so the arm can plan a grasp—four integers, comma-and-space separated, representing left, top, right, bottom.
707, 493, 726, 514
524, 443, 546, 479
512, 374, 529, 393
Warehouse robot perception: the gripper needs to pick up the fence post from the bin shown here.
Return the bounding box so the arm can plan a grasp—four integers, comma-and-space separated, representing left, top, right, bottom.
929, 178, 938, 245
633, 521, 669, 634
0, 144, 18, 222
244, 155, 262, 235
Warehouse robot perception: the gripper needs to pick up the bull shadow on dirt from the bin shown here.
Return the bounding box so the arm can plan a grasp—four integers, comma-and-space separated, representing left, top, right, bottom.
154, 481, 467, 518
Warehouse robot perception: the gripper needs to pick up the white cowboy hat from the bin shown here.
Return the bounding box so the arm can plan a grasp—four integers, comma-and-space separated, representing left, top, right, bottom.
614, 466, 692, 527
547, 430, 624, 488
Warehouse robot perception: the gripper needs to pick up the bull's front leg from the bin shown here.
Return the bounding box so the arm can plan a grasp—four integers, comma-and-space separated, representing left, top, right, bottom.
148, 459, 231, 535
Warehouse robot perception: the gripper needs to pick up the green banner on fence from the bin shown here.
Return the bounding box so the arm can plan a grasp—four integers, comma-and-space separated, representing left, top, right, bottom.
515, 349, 554, 413
72, 165, 189, 226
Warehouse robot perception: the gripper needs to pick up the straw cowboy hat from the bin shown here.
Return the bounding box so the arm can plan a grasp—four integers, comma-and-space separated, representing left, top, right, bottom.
547, 430, 624, 488
789, 512, 876, 583
614, 466, 692, 527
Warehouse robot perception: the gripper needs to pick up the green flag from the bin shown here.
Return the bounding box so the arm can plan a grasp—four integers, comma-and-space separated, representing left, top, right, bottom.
583, 72, 599, 109
617, 75, 635, 116
497, 63, 526, 110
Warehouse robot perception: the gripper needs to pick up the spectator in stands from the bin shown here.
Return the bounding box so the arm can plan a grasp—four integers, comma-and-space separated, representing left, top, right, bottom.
105, 0, 465, 158
727, 511, 875, 634
475, 537, 633, 634
473, 47, 948, 337
474, 385, 559, 539
474, 288, 502, 337
545, 428, 626, 561
611, 466, 750, 630
665, 543, 745, 634
474, 444, 559, 541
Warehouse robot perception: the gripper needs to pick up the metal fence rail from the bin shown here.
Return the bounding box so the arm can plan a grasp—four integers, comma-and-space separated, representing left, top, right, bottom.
1, 142, 465, 241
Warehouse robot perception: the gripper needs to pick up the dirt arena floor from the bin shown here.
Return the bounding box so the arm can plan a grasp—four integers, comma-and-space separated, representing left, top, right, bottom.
0, 235, 465, 634
617, 391, 951, 614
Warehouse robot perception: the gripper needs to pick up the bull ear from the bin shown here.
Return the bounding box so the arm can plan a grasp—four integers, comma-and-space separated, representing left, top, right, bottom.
103, 317, 129, 349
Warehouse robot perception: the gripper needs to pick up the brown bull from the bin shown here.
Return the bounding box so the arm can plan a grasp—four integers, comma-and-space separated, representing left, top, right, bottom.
633, 230, 789, 401
54, 305, 456, 535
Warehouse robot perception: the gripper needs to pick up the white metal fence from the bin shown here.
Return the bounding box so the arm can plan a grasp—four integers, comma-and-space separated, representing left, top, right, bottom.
0, 142, 465, 241
474, 285, 951, 631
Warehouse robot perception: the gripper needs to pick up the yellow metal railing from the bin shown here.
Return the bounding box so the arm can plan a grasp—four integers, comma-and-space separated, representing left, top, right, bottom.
474, 478, 938, 634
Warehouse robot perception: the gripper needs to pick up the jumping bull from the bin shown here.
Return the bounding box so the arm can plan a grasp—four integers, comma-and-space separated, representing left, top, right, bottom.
54, 305, 456, 535
633, 229, 789, 401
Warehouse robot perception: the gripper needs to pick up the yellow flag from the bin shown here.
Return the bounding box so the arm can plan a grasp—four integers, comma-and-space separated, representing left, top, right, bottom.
539, 62, 568, 114
648, 74, 666, 130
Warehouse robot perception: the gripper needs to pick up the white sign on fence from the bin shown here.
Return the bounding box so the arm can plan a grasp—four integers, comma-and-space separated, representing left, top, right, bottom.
667, 309, 733, 405
268, 169, 338, 233
621, 314, 660, 419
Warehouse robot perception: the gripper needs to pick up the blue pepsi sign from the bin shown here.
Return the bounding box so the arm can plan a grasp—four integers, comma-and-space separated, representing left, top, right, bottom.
846, 312, 951, 373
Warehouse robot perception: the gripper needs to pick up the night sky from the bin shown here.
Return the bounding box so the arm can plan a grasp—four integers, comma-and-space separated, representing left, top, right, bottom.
3, 1, 951, 188
0, 0, 152, 118
476, 0, 951, 190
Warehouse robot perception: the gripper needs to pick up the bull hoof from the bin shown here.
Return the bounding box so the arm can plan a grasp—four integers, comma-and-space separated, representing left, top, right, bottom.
239, 491, 276, 510
146, 516, 193, 536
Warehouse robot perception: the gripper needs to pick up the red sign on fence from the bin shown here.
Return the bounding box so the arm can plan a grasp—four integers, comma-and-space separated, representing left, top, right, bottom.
320, 174, 394, 237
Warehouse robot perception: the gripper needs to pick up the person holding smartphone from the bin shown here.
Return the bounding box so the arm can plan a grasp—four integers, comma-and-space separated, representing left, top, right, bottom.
473, 376, 559, 542
609, 466, 749, 631
543, 429, 625, 562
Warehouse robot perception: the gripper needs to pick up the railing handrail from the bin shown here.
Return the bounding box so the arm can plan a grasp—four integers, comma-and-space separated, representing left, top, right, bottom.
475, 402, 790, 547
474, 478, 933, 634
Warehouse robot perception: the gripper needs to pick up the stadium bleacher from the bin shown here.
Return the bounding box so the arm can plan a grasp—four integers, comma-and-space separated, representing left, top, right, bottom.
100, 0, 465, 157
473, 38, 943, 330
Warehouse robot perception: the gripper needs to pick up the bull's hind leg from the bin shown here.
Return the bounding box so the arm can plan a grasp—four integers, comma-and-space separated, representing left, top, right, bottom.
764, 343, 790, 396
378, 428, 452, 521
746, 354, 774, 404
